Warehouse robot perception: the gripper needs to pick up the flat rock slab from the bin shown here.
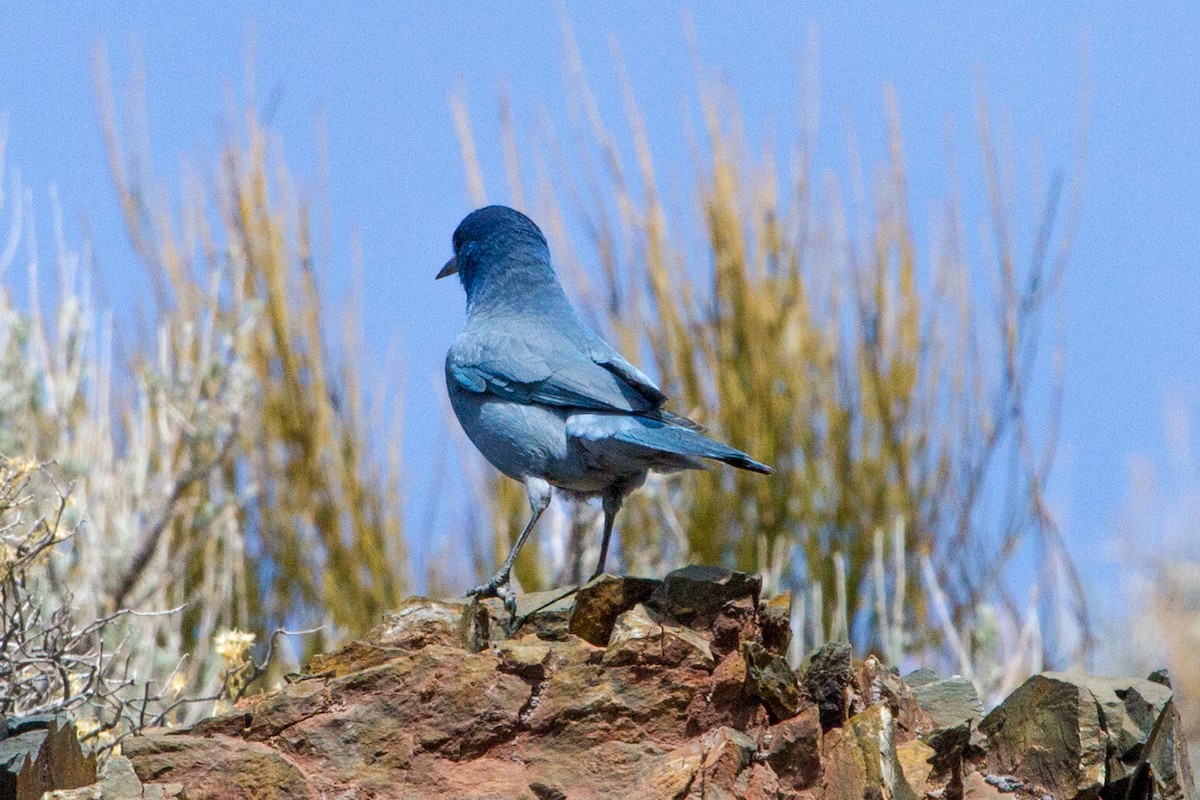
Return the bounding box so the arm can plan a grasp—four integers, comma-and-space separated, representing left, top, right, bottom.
903, 671, 984, 733
602, 603, 714, 670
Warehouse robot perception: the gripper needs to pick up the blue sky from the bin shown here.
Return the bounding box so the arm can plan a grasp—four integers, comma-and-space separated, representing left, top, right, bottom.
2, 3, 1198, 616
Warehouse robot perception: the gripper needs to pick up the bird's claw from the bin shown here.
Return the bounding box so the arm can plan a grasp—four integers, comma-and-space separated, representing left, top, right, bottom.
465, 581, 501, 599
466, 577, 518, 624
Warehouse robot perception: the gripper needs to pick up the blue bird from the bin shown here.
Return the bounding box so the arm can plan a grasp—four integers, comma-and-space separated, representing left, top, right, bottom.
438, 206, 772, 602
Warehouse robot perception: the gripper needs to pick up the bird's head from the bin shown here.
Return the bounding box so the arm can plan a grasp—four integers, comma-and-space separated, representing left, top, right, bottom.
437, 206, 552, 293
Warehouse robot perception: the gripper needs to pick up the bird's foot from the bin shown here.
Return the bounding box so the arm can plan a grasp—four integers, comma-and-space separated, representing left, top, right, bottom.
465, 580, 502, 599
466, 575, 517, 621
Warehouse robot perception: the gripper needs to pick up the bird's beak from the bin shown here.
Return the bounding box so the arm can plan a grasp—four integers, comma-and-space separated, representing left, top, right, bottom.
435, 255, 458, 280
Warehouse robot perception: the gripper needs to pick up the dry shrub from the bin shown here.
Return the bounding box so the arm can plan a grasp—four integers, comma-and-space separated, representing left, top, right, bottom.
0, 44, 405, 736
0, 460, 287, 752
90, 48, 406, 648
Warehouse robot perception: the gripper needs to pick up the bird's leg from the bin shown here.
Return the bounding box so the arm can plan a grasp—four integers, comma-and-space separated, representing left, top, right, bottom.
590, 490, 625, 581
467, 477, 552, 616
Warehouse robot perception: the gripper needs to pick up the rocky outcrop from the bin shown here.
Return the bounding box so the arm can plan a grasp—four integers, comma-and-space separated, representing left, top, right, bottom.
43, 566, 1196, 800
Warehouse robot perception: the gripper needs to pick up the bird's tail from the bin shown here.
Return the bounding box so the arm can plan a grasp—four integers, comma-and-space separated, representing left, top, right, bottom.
612, 419, 773, 474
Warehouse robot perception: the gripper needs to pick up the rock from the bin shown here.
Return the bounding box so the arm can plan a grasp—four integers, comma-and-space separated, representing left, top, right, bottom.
523, 658, 705, 745
901, 668, 941, 688
709, 595, 760, 658
4, 715, 57, 737
685, 648, 770, 735
650, 743, 705, 799
510, 589, 577, 641
528, 781, 567, 800
95, 755, 148, 798
602, 603, 714, 670
981, 671, 1195, 800
822, 703, 919, 800
961, 769, 1007, 799
855, 654, 887, 711
1148, 668, 1172, 688
0, 715, 95, 800
493, 633, 556, 677
568, 574, 659, 646
44, 755, 186, 800
763, 705, 822, 791
371, 596, 473, 650
743, 641, 803, 721
978, 672, 1113, 800
759, 591, 793, 656
690, 726, 758, 799
186, 643, 532, 794
1134, 697, 1195, 800
305, 596, 480, 676
738, 761, 783, 800
896, 738, 936, 797
1067, 674, 1172, 766
855, 656, 930, 741
923, 718, 975, 793
302, 639, 389, 678
125, 733, 309, 799
805, 640, 854, 731
298, 646, 528, 761
460, 598, 492, 652
648, 565, 761, 625
908, 673, 984, 733
128, 575, 768, 797
103, 580, 1198, 800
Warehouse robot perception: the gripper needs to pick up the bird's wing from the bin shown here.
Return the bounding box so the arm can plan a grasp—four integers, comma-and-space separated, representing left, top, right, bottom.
585, 344, 667, 406
448, 329, 665, 415
583, 339, 704, 430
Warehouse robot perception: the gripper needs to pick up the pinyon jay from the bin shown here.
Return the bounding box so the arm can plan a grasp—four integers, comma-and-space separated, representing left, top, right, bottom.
438, 206, 772, 603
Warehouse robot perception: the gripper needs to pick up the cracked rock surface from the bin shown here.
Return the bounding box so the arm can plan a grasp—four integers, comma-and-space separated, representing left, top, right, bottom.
109, 567, 1195, 800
